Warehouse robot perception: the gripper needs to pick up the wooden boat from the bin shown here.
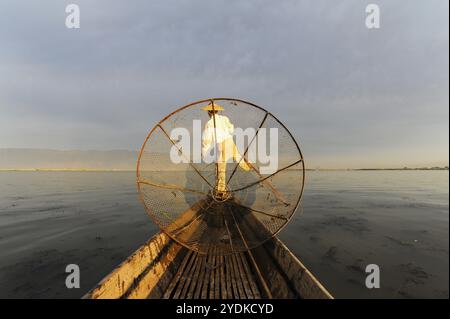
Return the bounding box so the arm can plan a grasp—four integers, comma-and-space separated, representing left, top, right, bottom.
83, 221, 333, 299
85, 98, 329, 299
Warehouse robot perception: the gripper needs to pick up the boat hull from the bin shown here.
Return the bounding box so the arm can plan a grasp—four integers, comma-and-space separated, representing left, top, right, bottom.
83, 232, 333, 299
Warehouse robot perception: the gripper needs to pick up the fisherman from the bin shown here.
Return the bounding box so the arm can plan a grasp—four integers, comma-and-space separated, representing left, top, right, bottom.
201, 101, 250, 193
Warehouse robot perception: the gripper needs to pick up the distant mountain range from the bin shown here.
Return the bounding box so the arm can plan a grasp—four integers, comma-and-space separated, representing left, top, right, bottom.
0, 148, 447, 171
0, 149, 138, 170
0, 148, 298, 171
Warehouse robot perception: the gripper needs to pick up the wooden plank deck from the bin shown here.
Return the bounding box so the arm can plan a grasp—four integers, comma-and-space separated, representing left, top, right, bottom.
162, 246, 263, 299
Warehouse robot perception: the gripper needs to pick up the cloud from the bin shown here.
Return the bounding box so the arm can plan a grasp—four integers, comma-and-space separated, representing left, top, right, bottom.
0, 0, 448, 167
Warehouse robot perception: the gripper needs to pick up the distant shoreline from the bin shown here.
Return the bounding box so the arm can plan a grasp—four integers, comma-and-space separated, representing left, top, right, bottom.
1, 149, 447, 172
0, 169, 135, 172
353, 167, 449, 171
0, 167, 448, 172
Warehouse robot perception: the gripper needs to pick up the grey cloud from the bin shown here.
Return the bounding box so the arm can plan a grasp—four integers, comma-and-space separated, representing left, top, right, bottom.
0, 0, 448, 167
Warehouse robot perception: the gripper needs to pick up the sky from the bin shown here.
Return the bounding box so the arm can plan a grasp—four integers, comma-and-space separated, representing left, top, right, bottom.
0, 0, 448, 169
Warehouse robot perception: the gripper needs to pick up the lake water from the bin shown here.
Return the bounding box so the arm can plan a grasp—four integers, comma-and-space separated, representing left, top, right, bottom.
0, 171, 448, 298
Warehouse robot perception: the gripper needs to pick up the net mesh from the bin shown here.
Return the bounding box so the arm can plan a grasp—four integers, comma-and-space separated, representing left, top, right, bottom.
137, 99, 305, 255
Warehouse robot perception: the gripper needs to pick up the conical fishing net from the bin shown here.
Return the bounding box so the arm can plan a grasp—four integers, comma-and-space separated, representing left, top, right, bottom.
137, 98, 304, 255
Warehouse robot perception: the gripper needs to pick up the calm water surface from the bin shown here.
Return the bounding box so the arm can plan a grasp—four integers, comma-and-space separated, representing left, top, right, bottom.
0, 171, 448, 298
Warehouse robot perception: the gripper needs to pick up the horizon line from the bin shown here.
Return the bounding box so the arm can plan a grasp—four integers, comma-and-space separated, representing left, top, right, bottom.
0, 148, 447, 170
0, 167, 448, 172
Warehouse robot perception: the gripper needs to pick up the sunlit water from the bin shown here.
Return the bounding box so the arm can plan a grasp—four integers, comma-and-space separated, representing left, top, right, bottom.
0, 171, 448, 298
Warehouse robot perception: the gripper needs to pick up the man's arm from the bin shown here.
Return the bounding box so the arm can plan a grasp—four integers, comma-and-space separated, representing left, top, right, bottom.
225, 116, 234, 134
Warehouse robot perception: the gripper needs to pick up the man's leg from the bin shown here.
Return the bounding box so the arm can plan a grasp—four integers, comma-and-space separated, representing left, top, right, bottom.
216, 142, 227, 192
231, 141, 250, 171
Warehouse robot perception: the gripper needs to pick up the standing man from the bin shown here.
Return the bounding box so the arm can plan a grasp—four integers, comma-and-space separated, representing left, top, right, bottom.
201, 102, 250, 193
